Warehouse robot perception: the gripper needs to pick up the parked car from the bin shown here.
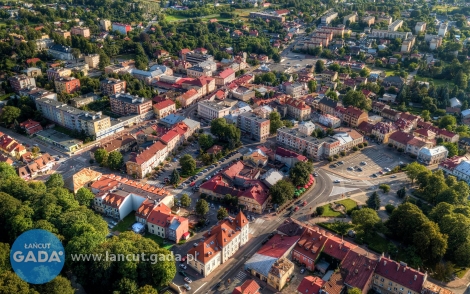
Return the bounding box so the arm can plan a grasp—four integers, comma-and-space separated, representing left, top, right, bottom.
391, 175, 397, 178
179, 264, 187, 269
184, 277, 192, 283
294, 206, 300, 212
334, 180, 340, 183
184, 284, 191, 291
193, 243, 198, 247
300, 268, 306, 274
360, 161, 367, 165
179, 271, 187, 277
338, 161, 344, 165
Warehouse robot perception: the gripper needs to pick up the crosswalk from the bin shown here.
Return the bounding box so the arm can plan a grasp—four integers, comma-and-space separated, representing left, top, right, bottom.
234, 271, 247, 281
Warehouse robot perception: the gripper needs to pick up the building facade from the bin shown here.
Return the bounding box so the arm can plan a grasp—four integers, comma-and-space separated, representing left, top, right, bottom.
109, 93, 153, 116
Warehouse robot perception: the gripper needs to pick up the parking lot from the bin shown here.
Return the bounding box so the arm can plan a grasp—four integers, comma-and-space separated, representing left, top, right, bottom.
329, 145, 412, 178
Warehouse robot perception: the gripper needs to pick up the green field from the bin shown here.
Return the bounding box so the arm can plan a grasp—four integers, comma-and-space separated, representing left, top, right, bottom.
113, 213, 137, 232
144, 234, 173, 250
115, 54, 137, 62
414, 75, 455, 87
433, 5, 460, 13
0, 93, 13, 101
320, 199, 358, 217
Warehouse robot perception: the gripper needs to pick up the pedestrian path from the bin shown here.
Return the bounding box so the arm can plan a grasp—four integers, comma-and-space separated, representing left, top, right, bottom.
234, 271, 247, 281
329, 186, 360, 197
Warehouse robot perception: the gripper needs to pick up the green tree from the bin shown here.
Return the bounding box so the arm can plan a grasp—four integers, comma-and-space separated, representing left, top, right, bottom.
433, 262, 455, 282
352, 208, 380, 232
180, 154, 196, 175
359, 68, 370, 77
315, 60, 325, 73
421, 110, 431, 122
366, 192, 381, 210
413, 221, 448, 264
316, 206, 324, 215
326, 90, 338, 101
0, 271, 39, 294
454, 70, 468, 89
31, 146, 40, 157
0, 162, 18, 180
75, 187, 95, 207
217, 207, 228, 220
196, 199, 209, 216
35, 276, 74, 294
379, 184, 390, 193
308, 80, 317, 93
343, 90, 371, 111
0, 243, 10, 275
107, 151, 123, 170
0, 106, 21, 125
442, 142, 458, 157
439, 115, 457, 130
270, 180, 295, 205
396, 186, 406, 199
138, 285, 158, 294
289, 161, 314, 186
180, 194, 191, 207
45, 174, 64, 190
405, 162, 428, 183
386, 202, 428, 244
348, 288, 362, 294
170, 169, 180, 185
94, 148, 109, 165
198, 134, 214, 150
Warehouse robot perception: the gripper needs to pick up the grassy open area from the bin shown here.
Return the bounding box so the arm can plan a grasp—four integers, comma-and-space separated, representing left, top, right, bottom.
320, 199, 358, 217
114, 213, 137, 232
144, 234, 173, 250
0, 93, 13, 101
164, 14, 190, 22
454, 267, 468, 278
363, 233, 392, 254
384, 69, 395, 77
414, 75, 455, 87
433, 5, 459, 13
115, 54, 136, 62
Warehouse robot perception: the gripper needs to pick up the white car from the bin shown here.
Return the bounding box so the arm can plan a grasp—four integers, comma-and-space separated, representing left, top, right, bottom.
179, 264, 187, 269
193, 243, 198, 247
334, 180, 340, 183
184, 284, 191, 291
184, 277, 192, 283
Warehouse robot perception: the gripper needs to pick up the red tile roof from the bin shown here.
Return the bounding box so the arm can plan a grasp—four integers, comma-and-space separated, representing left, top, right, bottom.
414, 128, 435, 137
275, 147, 308, 162
238, 180, 269, 206
297, 276, 325, 294
218, 68, 235, 79
294, 227, 328, 262
103, 193, 127, 208
389, 131, 414, 146
160, 129, 179, 144
374, 257, 425, 292
344, 106, 366, 118
257, 234, 300, 258
232, 279, 260, 294
206, 144, 223, 154
340, 247, 379, 289
128, 141, 167, 165
153, 99, 175, 110
322, 236, 356, 261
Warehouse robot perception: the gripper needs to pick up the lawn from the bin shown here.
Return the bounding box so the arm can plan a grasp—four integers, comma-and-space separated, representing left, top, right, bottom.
0, 93, 13, 101
115, 54, 136, 62
433, 5, 459, 13
384, 69, 395, 77
164, 14, 190, 22
363, 233, 392, 254
114, 213, 137, 232
144, 234, 174, 250
414, 75, 455, 87
320, 199, 358, 217
454, 267, 468, 279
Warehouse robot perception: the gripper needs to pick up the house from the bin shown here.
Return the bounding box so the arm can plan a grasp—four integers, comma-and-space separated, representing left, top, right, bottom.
153, 99, 176, 119
233, 280, 261, 294
372, 101, 389, 113
382, 76, 405, 88
18, 153, 55, 180
64, 168, 102, 194
318, 98, 341, 115
406, 137, 433, 156
371, 122, 397, 143
285, 98, 311, 121
275, 147, 308, 168
341, 106, 368, 127
90, 134, 136, 159
414, 128, 436, 141
357, 121, 375, 136
126, 141, 168, 178
372, 256, 426, 294
147, 203, 189, 243
381, 108, 401, 121
244, 234, 297, 290
388, 131, 414, 150
418, 146, 448, 165
177, 89, 200, 107
292, 227, 328, 271
340, 247, 379, 293
215, 68, 236, 86
19, 119, 43, 135
206, 144, 223, 155
187, 212, 249, 277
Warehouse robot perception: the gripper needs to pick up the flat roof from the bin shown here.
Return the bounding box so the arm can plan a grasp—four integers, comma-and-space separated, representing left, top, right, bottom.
35, 129, 82, 148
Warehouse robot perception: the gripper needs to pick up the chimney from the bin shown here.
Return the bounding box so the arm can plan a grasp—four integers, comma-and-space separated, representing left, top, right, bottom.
414, 275, 417, 281
397, 265, 400, 271
384, 261, 387, 266
403, 267, 406, 272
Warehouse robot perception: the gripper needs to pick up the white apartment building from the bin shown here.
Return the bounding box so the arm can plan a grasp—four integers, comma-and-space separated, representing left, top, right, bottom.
197, 100, 232, 120
418, 146, 448, 165
319, 114, 341, 128
298, 121, 315, 136
187, 212, 249, 277
321, 11, 338, 24
438, 23, 448, 37
388, 19, 403, 31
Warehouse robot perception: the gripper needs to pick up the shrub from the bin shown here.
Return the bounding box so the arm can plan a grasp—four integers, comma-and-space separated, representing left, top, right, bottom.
352, 146, 359, 151
200, 193, 207, 199
316, 206, 325, 215
363, 142, 368, 146
358, 143, 364, 148
388, 143, 393, 148
328, 156, 333, 162
397, 148, 404, 153
385, 204, 395, 214
379, 184, 391, 193
334, 154, 340, 159
89, 159, 94, 164
340, 151, 346, 156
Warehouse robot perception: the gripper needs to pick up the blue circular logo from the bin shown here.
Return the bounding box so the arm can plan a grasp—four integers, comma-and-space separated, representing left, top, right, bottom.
10, 229, 65, 284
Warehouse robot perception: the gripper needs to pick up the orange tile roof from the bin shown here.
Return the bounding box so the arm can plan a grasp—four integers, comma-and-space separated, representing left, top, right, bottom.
297, 276, 325, 294
160, 129, 179, 144
322, 236, 356, 261
153, 99, 175, 110
232, 280, 260, 294
180, 88, 198, 101
103, 193, 127, 208
128, 141, 167, 165
340, 247, 379, 289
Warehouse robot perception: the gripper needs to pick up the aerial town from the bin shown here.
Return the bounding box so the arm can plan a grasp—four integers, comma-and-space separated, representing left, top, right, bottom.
1, 0, 470, 293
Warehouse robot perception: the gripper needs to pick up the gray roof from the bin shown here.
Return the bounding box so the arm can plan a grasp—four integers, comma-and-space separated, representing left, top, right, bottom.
182, 118, 200, 131
160, 114, 185, 126
244, 253, 277, 277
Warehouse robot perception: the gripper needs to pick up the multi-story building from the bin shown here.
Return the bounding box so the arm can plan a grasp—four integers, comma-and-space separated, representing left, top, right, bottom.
438, 23, 447, 37
318, 98, 341, 115
48, 44, 75, 60
47, 68, 72, 81
318, 70, 338, 82
9, 75, 36, 92
415, 22, 426, 34
299, 121, 315, 136
343, 13, 357, 25
285, 98, 311, 121
126, 141, 168, 178
388, 20, 403, 31
100, 19, 111, 31
377, 16, 393, 24
237, 112, 270, 142
84, 54, 100, 68
182, 76, 216, 97
112, 23, 131, 35
430, 37, 443, 50
186, 66, 212, 78
381, 108, 401, 121
147, 203, 189, 243
341, 106, 368, 127
231, 86, 255, 102
153, 99, 176, 119
362, 16, 375, 26
109, 93, 153, 116
19, 87, 57, 102
370, 30, 411, 40
249, 12, 285, 22
418, 146, 448, 165
319, 114, 341, 128
53, 29, 71, 39
71, 26, 90, 38
183, 50, 214, 65
22, 67, 42, 78
187, 212, 249, 277
19, 119, 43, 135
388, 131, 415, 150
321, 11, 338, 24
285, 82, 305, 98
54, 77, 80, 94
100, 78, 127, 95
35, 38, 54, 50
177, 89, 200, 107
373, 257, 426, 294
215, 68, 236, 86
198, 100, 232, 120
372, 122, 397, 143
275, 147, 308, 168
